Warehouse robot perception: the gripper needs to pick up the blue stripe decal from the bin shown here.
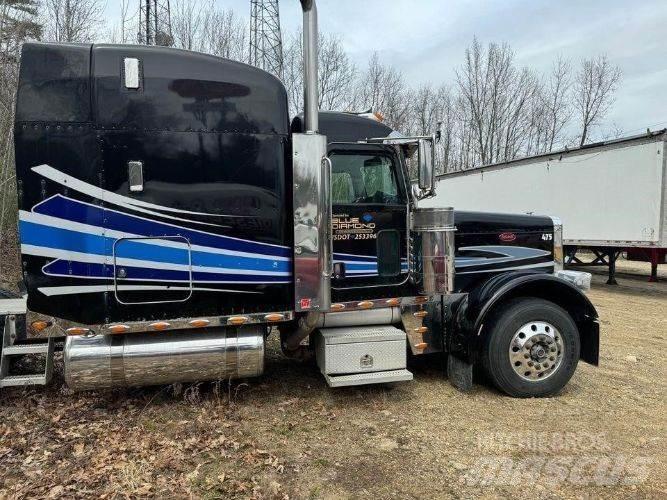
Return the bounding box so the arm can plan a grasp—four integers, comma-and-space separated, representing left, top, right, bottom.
21, 221, 290, 273
34, 195, 290, 258
332, 253, 377, 263
43, 260, 290, 283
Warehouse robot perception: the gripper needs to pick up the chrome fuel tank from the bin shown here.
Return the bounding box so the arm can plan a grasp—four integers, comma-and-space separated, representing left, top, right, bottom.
64, 326, 264, 391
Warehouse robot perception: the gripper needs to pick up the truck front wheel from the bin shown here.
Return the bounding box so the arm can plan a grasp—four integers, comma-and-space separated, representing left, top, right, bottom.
482, 298, 580, 397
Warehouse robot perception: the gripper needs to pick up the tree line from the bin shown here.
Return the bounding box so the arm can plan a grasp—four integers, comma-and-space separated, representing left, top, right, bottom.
0, 0, 622, 285
115, 0, 622, 172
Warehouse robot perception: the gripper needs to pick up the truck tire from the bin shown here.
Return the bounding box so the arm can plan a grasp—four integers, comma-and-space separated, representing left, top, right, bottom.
482, 298, 580, 398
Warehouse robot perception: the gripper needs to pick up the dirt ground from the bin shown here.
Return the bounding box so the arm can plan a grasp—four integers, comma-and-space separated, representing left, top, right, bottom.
0, 259, 665, 499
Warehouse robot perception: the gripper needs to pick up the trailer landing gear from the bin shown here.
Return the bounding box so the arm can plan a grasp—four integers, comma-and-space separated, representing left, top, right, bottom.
565, 246, 622, 285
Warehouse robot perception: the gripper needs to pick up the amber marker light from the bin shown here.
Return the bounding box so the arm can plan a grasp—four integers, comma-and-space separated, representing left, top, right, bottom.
330, 303, 346, 311
415, 296, 429, 304
414, 326, 429, 334
385, 298, 401, 306
150, 322, 171, 331
65, 327, 90, 335
228, 316, 248, 326
357, 301, 374, 309
189, 319, 210, 328
264, 313, 285, 322
415, 342, 428, 349
108, 324, 130, 334
413, 310, 428, 318
30, 320, 50, 332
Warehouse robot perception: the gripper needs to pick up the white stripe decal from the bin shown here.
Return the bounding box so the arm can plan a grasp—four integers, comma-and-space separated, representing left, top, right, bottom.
37, 285, 262, 296
32, 164, 248, 218
456, 262, 553, 275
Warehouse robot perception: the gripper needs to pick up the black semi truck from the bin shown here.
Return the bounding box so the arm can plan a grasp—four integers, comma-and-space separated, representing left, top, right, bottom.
0, 1, 599, 397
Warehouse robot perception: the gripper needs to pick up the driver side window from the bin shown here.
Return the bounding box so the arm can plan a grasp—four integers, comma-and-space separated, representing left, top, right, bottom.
330, 153, 401, 205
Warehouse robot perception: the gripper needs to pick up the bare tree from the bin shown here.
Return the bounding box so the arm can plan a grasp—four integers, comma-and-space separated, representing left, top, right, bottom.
42, 0, 105, 43
318, 33, 356, 111
170, 0, 205, 51
200, 5, 248, 62
282, 31, 303, 117
542, 57, 572, 151
456, 39, 540, 166
0, 0, 41, 287
169, 1, 247, 61
406, 84, 456, 174
353, 52, 409, 131
108, 0, 131, 44
283, 30, 356, 117
573, 54, 621, 146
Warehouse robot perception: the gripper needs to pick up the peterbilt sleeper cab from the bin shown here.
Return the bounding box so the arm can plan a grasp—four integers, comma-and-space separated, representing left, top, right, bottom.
0, 0, 599, 397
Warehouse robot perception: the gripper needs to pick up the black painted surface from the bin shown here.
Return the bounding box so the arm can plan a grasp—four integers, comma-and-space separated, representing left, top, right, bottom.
453, 210, 555, 292
292, 112, 393, 142
16, 43, 92, 123
15, 43, 292, 324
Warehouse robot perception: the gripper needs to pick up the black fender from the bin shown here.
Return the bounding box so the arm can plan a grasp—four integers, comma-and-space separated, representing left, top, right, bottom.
448, 271, 599, 366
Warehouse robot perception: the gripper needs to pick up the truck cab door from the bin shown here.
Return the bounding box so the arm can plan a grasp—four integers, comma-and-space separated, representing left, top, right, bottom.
328, 144, 409, 290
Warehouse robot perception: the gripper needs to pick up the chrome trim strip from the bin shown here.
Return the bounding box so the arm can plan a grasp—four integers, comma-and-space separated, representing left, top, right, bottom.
549, 215, 564, 272
25, 310, 295, 338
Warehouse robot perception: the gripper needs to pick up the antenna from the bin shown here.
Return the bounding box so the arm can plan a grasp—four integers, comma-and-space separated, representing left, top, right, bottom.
249, 0, 284, 78
137, 0, 173, 46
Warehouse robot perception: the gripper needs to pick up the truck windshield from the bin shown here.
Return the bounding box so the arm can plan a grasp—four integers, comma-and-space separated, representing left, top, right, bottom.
330, 153, 402, 205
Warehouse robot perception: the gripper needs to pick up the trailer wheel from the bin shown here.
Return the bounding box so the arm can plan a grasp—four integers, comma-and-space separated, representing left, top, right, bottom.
482, 298, 580, 398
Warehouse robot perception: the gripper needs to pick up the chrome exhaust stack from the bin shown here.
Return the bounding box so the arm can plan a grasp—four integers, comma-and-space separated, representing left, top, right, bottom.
300, 0, 319, 133
64, 326, 264, 391
292, 0, 331, 316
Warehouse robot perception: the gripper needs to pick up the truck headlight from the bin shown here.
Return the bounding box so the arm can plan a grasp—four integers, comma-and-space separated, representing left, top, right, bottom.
556, 270, 592, 292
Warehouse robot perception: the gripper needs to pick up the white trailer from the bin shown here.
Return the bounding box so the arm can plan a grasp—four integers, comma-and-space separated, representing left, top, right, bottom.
424, 130, 667, 283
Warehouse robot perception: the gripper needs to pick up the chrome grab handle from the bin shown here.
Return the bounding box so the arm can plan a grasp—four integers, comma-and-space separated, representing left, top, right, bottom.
322, 155, 333, 278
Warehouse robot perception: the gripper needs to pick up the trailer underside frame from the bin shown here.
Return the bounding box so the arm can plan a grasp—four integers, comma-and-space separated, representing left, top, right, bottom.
565, 246, 664, 284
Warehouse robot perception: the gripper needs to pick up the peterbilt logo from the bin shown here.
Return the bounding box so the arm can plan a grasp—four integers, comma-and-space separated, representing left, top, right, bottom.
499, 232, 517, 242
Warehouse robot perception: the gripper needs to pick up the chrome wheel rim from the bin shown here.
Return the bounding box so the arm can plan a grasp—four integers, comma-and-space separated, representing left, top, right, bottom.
509, 321, 564, 381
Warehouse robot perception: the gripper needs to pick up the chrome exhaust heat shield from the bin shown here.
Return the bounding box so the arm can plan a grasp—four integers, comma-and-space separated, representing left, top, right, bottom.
64, 326, 264, 391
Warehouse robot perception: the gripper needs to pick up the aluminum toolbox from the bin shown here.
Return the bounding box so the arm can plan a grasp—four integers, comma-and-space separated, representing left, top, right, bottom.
314, 326, 413, 386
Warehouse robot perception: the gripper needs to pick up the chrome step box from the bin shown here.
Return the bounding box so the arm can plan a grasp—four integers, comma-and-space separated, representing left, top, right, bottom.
315, 325, 412, 387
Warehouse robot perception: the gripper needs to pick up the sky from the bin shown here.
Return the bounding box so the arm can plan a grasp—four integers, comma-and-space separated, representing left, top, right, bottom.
105, 0, 666, 138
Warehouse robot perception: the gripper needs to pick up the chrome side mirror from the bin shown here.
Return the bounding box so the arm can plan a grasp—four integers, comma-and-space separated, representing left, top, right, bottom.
418, 138, 435, 192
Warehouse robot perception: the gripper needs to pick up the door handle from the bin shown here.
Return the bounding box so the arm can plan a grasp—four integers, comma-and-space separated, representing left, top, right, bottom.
322, 156, 333, 278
